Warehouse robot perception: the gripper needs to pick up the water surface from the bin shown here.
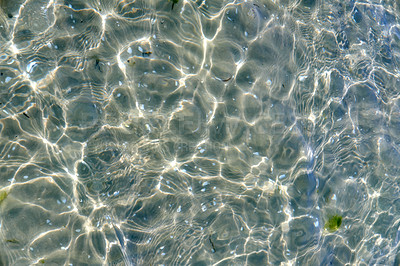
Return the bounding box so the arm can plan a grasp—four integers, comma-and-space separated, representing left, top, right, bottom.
0, 0, 400, 265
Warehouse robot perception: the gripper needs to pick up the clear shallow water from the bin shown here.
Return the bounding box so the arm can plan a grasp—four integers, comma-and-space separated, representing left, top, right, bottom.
0, 0, 400, 265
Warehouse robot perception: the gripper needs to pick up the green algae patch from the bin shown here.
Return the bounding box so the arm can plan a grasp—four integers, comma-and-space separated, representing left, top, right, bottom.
0, 190, 8, 205
324, 215, 342, 232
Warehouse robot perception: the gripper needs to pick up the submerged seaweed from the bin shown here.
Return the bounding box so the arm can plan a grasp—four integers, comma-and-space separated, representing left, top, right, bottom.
324, 215, 342, 232
169, 0, 179, 10
0, 190, 8, 205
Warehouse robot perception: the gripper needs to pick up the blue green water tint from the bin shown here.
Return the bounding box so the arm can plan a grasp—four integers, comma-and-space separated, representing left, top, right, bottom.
0, 0, 400, 265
